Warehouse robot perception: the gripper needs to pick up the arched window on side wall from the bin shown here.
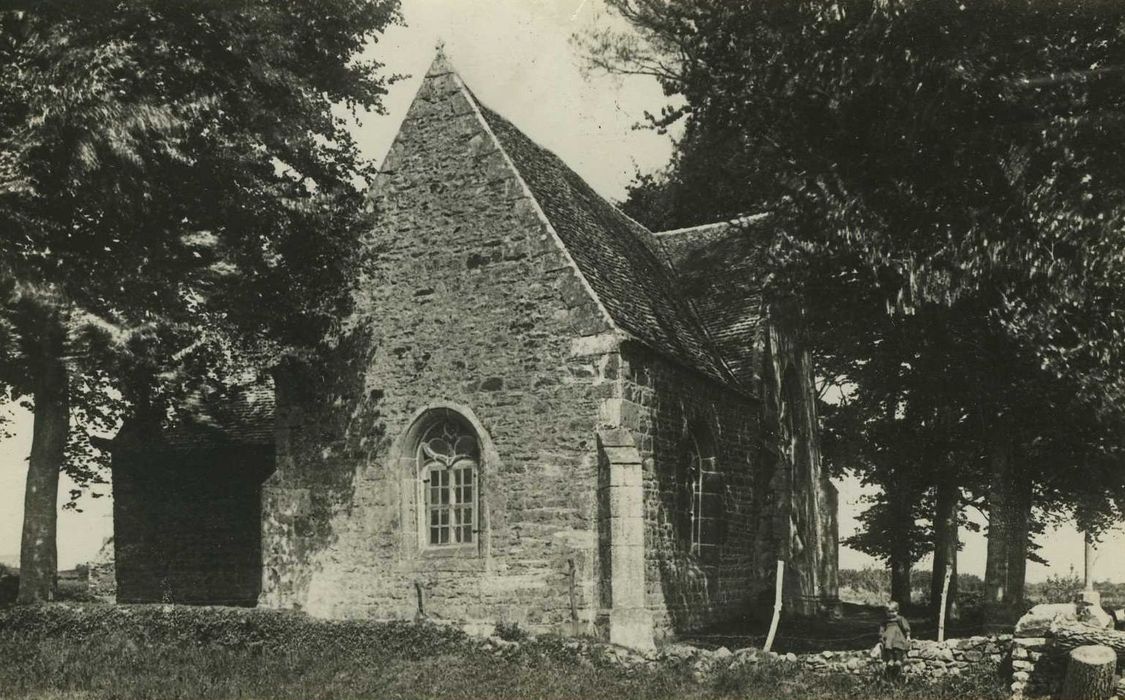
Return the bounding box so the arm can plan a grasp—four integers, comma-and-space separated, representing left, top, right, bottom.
676, 424, 721, 561
417, 418, 480, 547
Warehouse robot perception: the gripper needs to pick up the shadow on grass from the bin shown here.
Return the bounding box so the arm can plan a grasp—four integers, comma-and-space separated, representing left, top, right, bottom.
682, 602, 991, 653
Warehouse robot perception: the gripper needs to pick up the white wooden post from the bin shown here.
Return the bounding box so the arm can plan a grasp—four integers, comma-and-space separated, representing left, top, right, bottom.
938, 566, 952, 642
763, 560, 785, 653
1082, 531, 1101, 606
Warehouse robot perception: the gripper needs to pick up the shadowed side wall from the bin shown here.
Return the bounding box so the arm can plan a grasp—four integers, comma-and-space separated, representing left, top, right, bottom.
259, 62, 618, 634
658, 222, 840, 620
113, 445, 272, 606
616, 341, 769, 638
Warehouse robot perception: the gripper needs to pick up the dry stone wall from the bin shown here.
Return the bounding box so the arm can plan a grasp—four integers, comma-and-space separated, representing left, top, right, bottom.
557, 633, 1011, 683
1010, 636, 1060, 699
794, 636, 1010, 678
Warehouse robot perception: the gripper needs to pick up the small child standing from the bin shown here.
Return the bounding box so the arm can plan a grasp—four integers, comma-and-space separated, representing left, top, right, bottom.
879, 601, 911, 680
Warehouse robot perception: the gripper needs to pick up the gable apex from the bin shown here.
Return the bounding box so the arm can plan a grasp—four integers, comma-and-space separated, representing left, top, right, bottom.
381, 51, 738, 390
425, 42, 455, 78
382, 50, 619, 335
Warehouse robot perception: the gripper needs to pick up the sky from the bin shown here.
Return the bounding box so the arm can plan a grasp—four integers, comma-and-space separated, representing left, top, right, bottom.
1, 0, 1123, 582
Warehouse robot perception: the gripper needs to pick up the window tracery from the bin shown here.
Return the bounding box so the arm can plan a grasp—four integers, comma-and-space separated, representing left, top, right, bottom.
418, 419, 479, 547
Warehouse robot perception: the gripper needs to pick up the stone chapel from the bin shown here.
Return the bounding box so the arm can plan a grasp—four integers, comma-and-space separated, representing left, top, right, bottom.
104, 50, 840, 650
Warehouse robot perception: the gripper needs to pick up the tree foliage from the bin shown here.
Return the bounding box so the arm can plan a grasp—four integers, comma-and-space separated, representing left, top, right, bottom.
0, 0, 399, 600
583, 0, 1125, 596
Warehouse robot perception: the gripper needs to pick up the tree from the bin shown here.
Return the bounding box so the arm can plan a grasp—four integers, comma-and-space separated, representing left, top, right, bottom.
584, 0, 1125, 618
0, 0, 399, 602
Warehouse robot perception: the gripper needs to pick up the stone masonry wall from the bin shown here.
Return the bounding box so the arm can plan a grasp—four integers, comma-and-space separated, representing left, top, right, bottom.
617, 341, 772, 639
260, 62, 618, 635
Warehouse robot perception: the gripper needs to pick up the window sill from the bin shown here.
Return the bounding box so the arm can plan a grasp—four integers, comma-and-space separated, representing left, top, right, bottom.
396, 542, 488, 574
420, 544, 481, 559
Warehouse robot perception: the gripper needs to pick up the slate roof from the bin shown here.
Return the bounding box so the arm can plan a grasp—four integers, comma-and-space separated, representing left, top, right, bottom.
655, 216, 772, 388
103, 380, 275, 453
161, 381, 275, 448
469, 93, 736, 388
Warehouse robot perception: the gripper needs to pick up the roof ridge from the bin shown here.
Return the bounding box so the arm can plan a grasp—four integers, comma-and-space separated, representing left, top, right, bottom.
656, 213, 771, 237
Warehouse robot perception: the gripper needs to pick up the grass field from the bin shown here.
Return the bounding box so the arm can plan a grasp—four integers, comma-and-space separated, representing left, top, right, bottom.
0, 604, 1009, 700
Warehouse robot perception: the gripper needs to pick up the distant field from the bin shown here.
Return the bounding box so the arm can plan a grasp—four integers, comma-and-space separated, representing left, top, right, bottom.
0, 604, 1008, 700
839, 567, 1125, 611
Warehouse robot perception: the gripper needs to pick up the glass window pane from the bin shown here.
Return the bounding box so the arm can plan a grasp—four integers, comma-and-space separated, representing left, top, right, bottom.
418, 419, 482, 547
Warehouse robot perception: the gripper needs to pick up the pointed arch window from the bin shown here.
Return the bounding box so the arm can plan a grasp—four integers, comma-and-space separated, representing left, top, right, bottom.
418, 419, 479, 547
681, 434, 705, 555
676, 426, 721, 561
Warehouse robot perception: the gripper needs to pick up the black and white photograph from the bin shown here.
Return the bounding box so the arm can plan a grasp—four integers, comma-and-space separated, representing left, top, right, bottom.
2, 1, 1125, 698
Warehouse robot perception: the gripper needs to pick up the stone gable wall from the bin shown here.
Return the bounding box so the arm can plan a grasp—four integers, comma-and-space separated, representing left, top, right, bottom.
616, 341, 773, 638
259, 68, 618, 634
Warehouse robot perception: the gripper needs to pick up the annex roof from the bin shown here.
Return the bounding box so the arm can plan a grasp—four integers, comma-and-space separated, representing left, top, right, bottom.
161, 380, 275, 448
99, 380, 275, 453
655, 215, 772, 388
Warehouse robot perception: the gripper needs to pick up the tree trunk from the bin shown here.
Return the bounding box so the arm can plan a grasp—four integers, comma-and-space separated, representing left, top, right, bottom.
1060, 645, 1117, 700
984, 419, 1018, 625
1053, 624, 1125, 668
17, 310, 69, 604
1084, 531, 1096, 594
1006, 470, 1032, 610
931, 479, 959, 620
890, 549, 912, 607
